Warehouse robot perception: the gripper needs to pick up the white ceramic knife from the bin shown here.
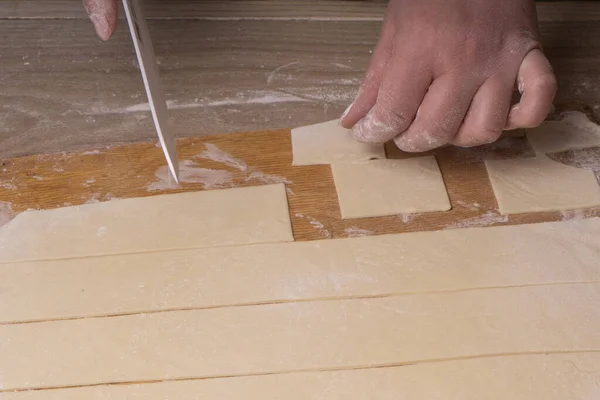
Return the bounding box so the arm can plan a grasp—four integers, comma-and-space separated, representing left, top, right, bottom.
122, 0, 179, 182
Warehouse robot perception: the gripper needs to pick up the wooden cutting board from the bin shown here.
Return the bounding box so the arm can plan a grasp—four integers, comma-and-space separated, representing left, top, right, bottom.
1, 112, 600, 241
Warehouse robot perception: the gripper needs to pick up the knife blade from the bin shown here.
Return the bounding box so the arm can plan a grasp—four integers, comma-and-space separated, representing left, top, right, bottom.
122, 0, 179, 183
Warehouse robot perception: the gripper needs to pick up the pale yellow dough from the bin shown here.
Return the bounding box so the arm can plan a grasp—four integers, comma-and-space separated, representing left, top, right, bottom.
331, 157, 451, 218
4, 353, 600, 399
291, 119, 386, 166
485, 112, 600, 214
3, 218, 599, 323
485, 156, 600, 214
0, 184, 293, 263
2, 283, 600, 390
526, 111, 600, 155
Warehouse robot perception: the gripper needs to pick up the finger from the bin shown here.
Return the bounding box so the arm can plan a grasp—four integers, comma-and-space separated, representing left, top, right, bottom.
451, 74, 513, 147
394, 73, 478, 152
83, 0, 118, 41
348, 45, 432, 143
506, 49, 557, 129
340, 7, 395, 128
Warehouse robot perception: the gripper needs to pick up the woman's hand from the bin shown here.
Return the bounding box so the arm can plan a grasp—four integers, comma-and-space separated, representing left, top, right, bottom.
341, 0, 557, 151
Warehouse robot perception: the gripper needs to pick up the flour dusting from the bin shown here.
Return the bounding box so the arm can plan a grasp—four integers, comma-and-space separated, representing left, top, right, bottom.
83, 178, 96, 188
267, 61, 299, 85
148, 160, 234, 191
82, 150, 102, 155
455, 200, 481, 212
561, 209, 595, 221
96, 226, 108, 237
400, 213, 419, 223
448, 211, 508, 229
345, 227, 372, 238
89, 91, 310, 115
0, 182, 17, 190
197, 143, 248, 171
295, 213, 331, 238
551, 146, 600, 170
0, 201, 14, 229
245, 171, 292, 186
85, 193, 101, 204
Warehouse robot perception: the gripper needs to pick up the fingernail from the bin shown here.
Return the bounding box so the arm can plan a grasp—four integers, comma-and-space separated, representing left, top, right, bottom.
92, 15, 112, 41
339, 102, 354, 126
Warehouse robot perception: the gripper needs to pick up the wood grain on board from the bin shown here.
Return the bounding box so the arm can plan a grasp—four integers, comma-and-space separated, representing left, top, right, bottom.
2, 0, 600, 21
1, 125, 599, 242
1, 2, 600, 159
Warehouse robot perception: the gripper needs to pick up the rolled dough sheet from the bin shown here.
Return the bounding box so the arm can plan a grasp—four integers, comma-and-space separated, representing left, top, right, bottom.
4, 216, 600, 324
4, 353, 599, 399
527, 111, 600, 155
331, 157, 450, 218
485, 156, 600, 214
291, 119, 386, 166
2, 284, 600, 390
0, 184, 293, 263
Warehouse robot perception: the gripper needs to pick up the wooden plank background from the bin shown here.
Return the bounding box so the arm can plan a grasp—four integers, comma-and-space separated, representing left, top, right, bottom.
1, 1, 600, 159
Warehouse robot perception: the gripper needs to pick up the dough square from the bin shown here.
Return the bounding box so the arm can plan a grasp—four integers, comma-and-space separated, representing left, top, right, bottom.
526, 112, 600, 155
291, 119, 386, 166
0, 184, 294, 263
331, 157, 451, 219
485, 156, 600, 214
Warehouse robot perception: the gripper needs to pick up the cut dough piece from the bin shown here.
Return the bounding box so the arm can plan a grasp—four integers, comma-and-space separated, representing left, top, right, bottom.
5, 353, 600, 399
486, 156, 600, 214
2, 283, 600, 390
0, 218, 600, 323
331, 157, 450, 218
527, 111, 600, 155
0, 184, 293, 263
291, 119, 386, 166
2, 218, 600, 323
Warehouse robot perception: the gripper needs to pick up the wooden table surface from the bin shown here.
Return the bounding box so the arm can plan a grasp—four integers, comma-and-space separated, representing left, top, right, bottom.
1, 1, 600, 237
1, 1, 599, 159
2, 107, 600, 241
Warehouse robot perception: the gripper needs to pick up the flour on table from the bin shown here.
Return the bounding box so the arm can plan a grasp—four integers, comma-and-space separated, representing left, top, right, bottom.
197, 143, 248, 172
455, 200, 481, 212
399, 213, 419, 223
561, 209, 596, 221
344, 227, 373, 238
295, 213, 331, 238
81, 150, 102, 155
148, 160, 234, 191
83, 178, 96, 188
447, 211, 509, 229
196, 143, 293, 193
89, 91, 310, 115
245, 171, 291, 185
0, 182, 17, 190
